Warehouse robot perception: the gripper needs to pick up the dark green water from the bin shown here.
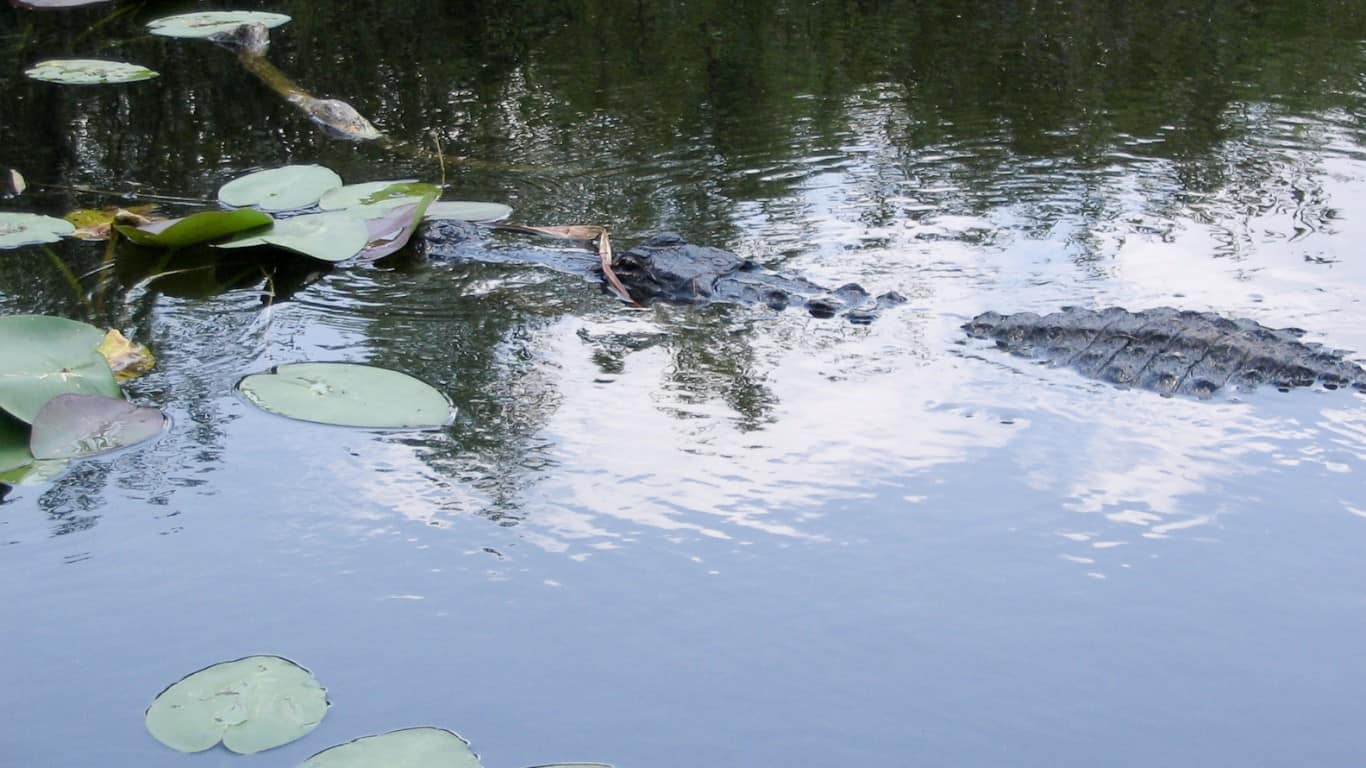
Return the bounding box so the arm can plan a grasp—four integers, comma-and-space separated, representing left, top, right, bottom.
2, 2, 1365, 766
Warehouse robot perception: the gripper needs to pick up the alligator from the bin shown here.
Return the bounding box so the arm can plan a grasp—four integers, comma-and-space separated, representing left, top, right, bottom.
963, 306, 1366, 397
417, 220, 907, 323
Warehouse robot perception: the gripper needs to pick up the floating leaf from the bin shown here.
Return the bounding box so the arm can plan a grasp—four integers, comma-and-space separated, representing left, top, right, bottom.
117, 209, 272, 249
0, 456, 66, 485
146, 655, 328, 754
237, 362, 453, 428
29, 393, 164, 460
217, 212, 369, 262
343, 183, 440, 260
11, 0, 116, 8
146, 11, 291, 39
97, 329, 156, 382
218, 165, 343, 212
0, 415, 31, 475
0, 212, 75, 248
424, 201, 513, 223
24, 59, 158, 85
355, 202, 428, 261
0, 315, 120, 423
318, 180, 422, 211
298, 728, 481, 768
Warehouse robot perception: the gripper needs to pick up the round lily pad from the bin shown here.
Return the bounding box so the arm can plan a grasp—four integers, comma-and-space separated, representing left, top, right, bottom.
218, 165, 343, 212
216, 212, 369, 262
423, 201, 513, 223
145, 655, 328, 754
237, 363, 453, 428
0, 315, 120, 424
29, 393, 165, 460
0, 212, 75, 248
299, 728, 481, 768
24, 59, 158, 85
12, 0, 116, 7
146, 11, 291, 39
317, 180, 421, 211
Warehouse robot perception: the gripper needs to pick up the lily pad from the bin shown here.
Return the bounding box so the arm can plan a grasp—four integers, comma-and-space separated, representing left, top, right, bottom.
424, 201, 513, 223
0, 457, 66, 485
298, 728, 481, 768
216, 212, 369, 262
29, 394, 164, 460
218, 165, 343, 213
145, 655, 328, 754
345, 183, 440, 260
237, 362, 453, 428
0, 315, 120, 423
117, 209, 272, 249
11, 0, 116, 7
24, 59, 158, 85
0, 415, 31, 475
0, 212, 75, 248
146, 11, 291, 39
317, 180, 422, 211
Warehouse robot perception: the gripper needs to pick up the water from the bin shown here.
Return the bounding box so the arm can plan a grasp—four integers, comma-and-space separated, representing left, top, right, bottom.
2, 2, 1365, 766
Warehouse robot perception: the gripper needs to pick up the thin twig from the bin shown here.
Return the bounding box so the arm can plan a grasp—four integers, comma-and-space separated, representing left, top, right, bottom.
34, 182, 210, 205
430, 129, 447, 188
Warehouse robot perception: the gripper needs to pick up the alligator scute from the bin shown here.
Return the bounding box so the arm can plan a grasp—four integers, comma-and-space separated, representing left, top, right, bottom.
964, 306, 1366, 397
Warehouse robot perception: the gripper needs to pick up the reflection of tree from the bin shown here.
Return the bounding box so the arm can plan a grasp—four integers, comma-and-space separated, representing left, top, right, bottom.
364, 255, 780, 525
1, 0, 1364, 535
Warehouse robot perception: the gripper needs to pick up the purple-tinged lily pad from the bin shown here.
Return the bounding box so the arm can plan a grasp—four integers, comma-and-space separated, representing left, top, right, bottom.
29, 393, 165, 460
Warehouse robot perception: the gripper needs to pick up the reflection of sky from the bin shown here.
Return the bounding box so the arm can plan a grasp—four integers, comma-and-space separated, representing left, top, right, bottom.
177, 85, 1366, 563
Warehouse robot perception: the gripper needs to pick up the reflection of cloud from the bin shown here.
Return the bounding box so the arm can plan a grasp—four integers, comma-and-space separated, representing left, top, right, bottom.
504, 315, 1014, 551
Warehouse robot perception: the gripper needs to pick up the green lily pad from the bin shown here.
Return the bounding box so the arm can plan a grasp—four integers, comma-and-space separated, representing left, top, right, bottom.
24, 59, 158, 85
237, 362, 453, 428
116, 209, 273, 249
0, 414, 32, 475
298, 728, 481, 768
216, 212, 369, 262
218, 165, 343, 213
318, 180, 421, 211
0, 457, 66, 485
145, 655, 328, 754
0, 212, 75, 248
0, 315, 120, 424
146, 11, 291, 39
29, 393, 165, 460
423, 201, 513, 223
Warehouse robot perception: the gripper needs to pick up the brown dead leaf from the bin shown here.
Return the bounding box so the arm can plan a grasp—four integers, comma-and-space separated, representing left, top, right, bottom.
97, 329, 156, 382
67, 205, 161, 240
495, 223, 635, 304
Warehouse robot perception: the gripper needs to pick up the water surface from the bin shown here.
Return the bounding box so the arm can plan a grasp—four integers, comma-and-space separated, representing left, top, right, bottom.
2, 2, 1364, 766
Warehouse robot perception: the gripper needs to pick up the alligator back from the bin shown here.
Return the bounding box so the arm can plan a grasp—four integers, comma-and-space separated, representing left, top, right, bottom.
964, 306, 1366, 397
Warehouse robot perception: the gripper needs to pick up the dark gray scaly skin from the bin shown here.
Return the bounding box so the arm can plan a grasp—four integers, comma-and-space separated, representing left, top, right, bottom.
964, 306, 1366, 397
418, 222, 906, 323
